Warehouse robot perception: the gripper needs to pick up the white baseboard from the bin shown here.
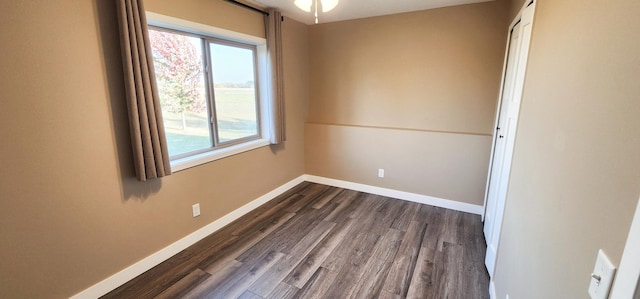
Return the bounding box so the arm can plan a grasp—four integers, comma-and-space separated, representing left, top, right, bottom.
302, 175, 483, 215
72, 174, 483, 298
70, 175, 306, 299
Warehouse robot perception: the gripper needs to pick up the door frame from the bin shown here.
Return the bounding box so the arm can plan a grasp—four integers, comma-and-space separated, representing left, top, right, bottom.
482, 0, 535, 219
482, 0, 537, 294
482, 10, 515, 223
611, 196, 640, 298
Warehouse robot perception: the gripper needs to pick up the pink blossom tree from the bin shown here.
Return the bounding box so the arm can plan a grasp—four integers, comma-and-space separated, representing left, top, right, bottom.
149, 30, 206, 129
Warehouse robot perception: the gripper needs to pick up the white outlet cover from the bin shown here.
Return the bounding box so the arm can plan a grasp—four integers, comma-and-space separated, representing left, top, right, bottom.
192, 203, 201, 217
378, 169, 385, 178
588, 249, 616, 299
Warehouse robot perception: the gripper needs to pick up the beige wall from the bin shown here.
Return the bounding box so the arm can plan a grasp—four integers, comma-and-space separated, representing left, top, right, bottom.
306, 124, 493, 203
494, 0, 640, 298
12, 0, 637, 297
0, 1, 308, 298
508, 0, 526, 20
145, 0, 265, 38
305, 1, 509, 205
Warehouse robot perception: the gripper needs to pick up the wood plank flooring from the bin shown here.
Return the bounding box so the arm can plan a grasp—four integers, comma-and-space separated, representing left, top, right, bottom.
103, 182, 489, 299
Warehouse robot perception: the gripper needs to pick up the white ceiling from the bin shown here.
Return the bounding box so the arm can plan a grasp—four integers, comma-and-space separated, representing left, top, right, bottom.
247, 0, 494, 25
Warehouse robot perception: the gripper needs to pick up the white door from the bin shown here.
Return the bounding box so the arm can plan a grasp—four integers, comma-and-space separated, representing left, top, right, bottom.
483, 0, 536, 278
483, 21, 521, 276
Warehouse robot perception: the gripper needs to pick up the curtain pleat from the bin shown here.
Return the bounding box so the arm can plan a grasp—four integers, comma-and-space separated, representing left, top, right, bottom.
116, 0, 171, 181
265, 9, 286, 144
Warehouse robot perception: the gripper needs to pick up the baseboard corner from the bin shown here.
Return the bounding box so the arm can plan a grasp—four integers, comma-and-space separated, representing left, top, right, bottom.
302, 174, 483, 215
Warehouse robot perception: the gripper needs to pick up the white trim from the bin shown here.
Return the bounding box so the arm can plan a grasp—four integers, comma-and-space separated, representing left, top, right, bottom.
303, 175, 484, 215
70, 175, 306, 299
489, 279, 497, 299
146, 12, 265, 45
482, 9, 514, 222
611, 196, 640, 298
171, 139, 271, 172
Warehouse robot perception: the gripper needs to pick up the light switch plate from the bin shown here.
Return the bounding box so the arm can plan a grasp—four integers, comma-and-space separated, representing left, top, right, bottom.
588, 249, 616, 299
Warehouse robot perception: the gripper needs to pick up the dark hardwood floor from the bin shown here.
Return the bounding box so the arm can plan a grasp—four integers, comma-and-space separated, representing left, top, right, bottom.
103, 182, 489, 299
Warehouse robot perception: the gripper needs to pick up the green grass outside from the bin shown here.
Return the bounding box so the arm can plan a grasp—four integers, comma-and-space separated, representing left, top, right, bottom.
162, 88, 258, 156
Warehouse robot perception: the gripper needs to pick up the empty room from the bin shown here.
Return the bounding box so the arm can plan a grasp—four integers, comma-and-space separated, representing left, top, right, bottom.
1, 0, 639, 298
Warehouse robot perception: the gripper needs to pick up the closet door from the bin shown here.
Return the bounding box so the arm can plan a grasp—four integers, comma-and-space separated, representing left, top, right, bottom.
483, 0, 536, 279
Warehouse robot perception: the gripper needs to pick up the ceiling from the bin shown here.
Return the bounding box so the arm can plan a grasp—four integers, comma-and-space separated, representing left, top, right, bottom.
246, 0, 494, 25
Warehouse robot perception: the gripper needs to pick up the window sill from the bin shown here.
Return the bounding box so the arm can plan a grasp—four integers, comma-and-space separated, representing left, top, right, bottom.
170, 139, 271, 172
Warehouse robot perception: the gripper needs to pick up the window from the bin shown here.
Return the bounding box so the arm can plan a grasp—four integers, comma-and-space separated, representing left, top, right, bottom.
145, 13, 272, 171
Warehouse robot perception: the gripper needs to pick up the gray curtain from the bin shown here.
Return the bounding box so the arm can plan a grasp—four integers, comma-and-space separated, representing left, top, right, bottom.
115, 0, 171, 181
265, 9, 286, 144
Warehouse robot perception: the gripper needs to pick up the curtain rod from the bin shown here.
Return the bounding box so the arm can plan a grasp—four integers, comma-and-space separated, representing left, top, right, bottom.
224, 0, 269, 16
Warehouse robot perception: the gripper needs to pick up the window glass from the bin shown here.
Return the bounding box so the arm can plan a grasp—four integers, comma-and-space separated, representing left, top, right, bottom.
149, 29, 211, 157
210, 43, 259, 143
149, 27, 262, 159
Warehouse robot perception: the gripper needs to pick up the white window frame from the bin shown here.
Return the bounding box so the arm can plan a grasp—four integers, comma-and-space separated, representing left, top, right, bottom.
146, 12, 273, 172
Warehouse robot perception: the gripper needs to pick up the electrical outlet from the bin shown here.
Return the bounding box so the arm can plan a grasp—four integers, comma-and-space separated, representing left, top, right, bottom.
588, 249, 616, 299
192, 203, 201, 217
378, 168, 385, 178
